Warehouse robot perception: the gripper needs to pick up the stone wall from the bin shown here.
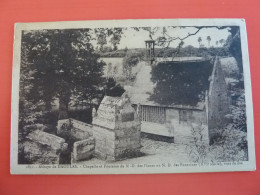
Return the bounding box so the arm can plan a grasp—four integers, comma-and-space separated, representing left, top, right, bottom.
57, 118, 93, 140
70, 119, 93, 140
23, 130, 68, 164
57, 118, 94, 162
208, 58, 231, 143
165, 108, 208, 144
92, 126, 116, 161
55, 95, 141, 162
92, 96, 141, 162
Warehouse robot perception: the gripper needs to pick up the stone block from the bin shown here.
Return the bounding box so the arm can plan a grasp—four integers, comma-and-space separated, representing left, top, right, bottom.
71, 127, 92, 140
94, 150, 107, 160
23, 130, 67, 164
23, 140, 60, 164
117, 138, 131, 149
27, 130, 67, 150
57, 118, 93, 140
71, 119, 93, 136
73, 137, 95, 161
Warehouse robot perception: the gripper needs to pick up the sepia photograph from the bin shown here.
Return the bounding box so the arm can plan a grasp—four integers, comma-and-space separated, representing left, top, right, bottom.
10, 19, 255, 174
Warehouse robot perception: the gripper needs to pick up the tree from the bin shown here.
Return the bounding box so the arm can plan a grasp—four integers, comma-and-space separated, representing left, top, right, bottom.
184, 45, 195, 56
172, 40, 185, 59
96, 29, 107, 52
206, 36, 211, 47
216, 40, 219, 47
150, 60, 213, 106
95, 28, 124, 51
122, 51, 143, 81
140, 26, 243, 74
22, 29, 106, 119
225, 27, 243, 74
104, 78, 125, 97
198, 37, 202, 47
102, 46, 113, 53
94, 28, 124, 51
219, 39, 225, 46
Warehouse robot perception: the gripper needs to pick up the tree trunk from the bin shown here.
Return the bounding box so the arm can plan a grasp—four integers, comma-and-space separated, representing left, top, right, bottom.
58, 94, 70, 120
45, 101, 52, 111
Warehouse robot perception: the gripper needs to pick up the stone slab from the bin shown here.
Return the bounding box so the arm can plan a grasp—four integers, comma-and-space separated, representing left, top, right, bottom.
27, 130, 67, 151
73, 137, 95, 161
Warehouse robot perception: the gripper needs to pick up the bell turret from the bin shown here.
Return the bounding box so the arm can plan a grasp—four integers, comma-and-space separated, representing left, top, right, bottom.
145, 40, 155, 65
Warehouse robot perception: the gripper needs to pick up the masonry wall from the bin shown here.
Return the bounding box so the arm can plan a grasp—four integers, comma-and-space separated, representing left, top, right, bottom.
57, 118, 93, 141
208, 59, 231, 143
92, 96, 141, 162
166, 108, 208, 144
93, 124, 141, 161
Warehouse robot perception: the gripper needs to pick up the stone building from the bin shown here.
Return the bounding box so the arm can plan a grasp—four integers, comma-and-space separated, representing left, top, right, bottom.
128, 57, 230, 144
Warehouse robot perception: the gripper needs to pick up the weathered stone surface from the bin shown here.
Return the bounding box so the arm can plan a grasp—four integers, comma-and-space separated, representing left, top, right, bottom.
23, 130, 68, 164
208, 58, 231, 144
72, 137, 95, 161
57, 118, 93, 140
71, 119, 93, 138
92, 95, 141, 161
23, 141, 61, 164
27, 130, 67, 150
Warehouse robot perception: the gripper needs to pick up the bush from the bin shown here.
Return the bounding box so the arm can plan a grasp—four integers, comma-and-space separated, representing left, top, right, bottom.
209, 126, 248, 162
68, 109, 92, 124
185, 123, 209, 163
186, 123, 248, 163
122, 51, 143, 82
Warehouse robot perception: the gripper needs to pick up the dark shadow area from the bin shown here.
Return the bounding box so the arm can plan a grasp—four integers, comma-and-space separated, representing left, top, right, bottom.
141, 132, 174, 143
150, 60, 213, 106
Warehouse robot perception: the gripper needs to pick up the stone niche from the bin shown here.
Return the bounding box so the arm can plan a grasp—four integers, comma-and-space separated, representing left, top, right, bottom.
92, 95, 141, 162
23, 130, 68, 164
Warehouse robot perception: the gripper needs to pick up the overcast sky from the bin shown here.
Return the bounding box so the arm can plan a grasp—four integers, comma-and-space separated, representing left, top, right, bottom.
106, 26, 231, 49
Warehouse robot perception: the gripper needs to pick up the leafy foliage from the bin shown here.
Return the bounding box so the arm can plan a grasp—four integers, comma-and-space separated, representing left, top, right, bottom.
186, 123, 209, 163
95, 28, 124, 51
229, 83, 247, 132
105, 78, 125, 97
21, 29, 106, 119
225, 27, 243, 74
122, 51, 143, 81
209, 126, 248, 162
150, 60, 213, 106
186, 123, 248, 163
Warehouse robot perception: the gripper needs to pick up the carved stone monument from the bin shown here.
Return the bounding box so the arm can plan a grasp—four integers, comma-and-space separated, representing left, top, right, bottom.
92, 95, 141, 161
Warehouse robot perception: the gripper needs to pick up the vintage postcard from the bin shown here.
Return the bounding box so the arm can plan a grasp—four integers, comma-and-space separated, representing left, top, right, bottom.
11, 19, 255, 174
